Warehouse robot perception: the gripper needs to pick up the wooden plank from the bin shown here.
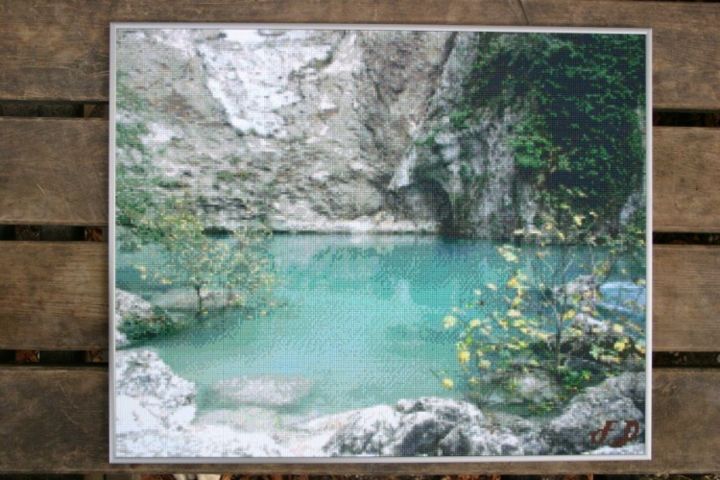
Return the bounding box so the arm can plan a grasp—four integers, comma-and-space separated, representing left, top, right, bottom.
0, 1, 719, 109
0, 118, 107, 226
0, 366, 717, 473
0, 242, 107, 350
2, 118, 719, 232
0, 242, 718, 351
653, 245, 720, 352
654, 127, 720, 233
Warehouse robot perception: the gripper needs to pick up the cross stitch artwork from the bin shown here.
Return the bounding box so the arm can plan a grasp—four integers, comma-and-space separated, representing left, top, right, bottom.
110, 24, 651, 461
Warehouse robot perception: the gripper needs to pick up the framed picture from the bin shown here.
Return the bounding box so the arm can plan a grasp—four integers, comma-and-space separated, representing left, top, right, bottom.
110, 23, 651, 462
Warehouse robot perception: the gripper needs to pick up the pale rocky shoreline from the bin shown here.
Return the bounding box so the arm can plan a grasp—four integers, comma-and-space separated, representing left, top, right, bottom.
114, 271, 647, 458
114, 349, 645, 458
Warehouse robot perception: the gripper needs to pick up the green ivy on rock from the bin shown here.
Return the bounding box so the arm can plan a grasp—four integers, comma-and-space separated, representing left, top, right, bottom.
460, 32, 646, 226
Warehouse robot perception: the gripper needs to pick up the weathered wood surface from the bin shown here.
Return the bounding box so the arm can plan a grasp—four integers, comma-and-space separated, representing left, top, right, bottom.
654, 127, 720, 233
0, 242, 107, 350
653, 245, 720, 352
0, 1, 719, 109
2, 119, 719, 232
0, 242, 717, 351
0, 367, 717, 473
0, 118, 107, 226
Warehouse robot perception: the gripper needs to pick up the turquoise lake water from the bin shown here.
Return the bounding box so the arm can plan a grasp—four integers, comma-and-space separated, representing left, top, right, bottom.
117, 234, 645, 417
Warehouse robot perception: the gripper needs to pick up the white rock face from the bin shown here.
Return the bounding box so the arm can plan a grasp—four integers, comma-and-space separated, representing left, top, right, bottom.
115, 330, 129, 349
114, 289, 152, 347
198, 29, 334, 138
116, 28, 456, 233
116, 28, 641, 238
542, 372, 646, 454
115, 289, 154, 324
321, 404, 402, 456
320, 396, 542, 456
115, 349, 291, 457
514, 372, 561, 405
115, 349, 196, 435
118, 424, 290, 457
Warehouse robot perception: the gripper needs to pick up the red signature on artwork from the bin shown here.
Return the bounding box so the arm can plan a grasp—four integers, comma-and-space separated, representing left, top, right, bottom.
589, 420, 640, 447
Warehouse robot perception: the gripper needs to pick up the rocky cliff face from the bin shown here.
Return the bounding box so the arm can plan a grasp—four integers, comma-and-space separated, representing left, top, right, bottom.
118, 28, 453, 233
388, 33, 538, 238
117, 29, 630, 238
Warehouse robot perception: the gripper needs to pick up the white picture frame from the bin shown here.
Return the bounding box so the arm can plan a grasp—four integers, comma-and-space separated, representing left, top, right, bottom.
109, 23, 652, 463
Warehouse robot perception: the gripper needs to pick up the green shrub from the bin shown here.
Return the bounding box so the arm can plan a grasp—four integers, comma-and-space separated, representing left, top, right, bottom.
438, 205, 646, 412
455, 33, 646, 220
143, 201, 275, 317
118, 306, 177, 341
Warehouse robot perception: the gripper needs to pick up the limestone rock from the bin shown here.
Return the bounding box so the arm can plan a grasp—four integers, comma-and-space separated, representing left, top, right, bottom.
571, 312, 610, 335
542, 372, 645, 454
117, 424, 289, 457
553, 275, 598, 308
514, 372, 562, 406
322, 404, 402, 456
116, 29, 642, 238
115, 349, 196, 435
114, 349, 291, 458
117, 29, 456, 233
322, 396, 539, 457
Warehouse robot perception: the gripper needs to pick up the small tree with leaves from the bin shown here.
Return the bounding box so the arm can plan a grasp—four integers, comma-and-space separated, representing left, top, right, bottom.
438, 199, 646, 412
151, 202, 274, 317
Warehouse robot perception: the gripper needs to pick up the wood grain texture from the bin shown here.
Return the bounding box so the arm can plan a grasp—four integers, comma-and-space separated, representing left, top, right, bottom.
0, 118, 108, 226
2, 118, 719, 233
0, 242, 108, 350
0, 242, 718, 351
0, 367, 717, 473
0, 0, 719, 109
653, 245, 720, 352
654, 127, 720, 233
